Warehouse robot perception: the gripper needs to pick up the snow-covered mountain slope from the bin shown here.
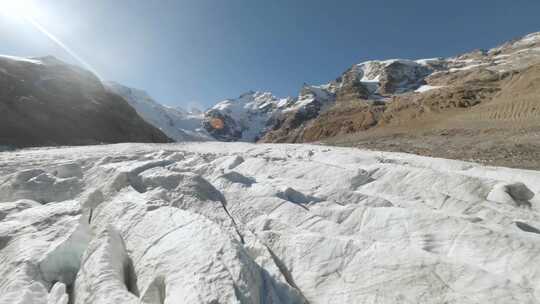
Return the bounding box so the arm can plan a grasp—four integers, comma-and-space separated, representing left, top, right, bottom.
1, 143, 539, 303
105, 82, 212, 142
203, 91, 294, 141
202, 87, 336, 142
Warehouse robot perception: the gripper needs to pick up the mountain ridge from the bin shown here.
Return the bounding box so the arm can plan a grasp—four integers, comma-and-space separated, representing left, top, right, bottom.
199, 31, 540, 149
104, 82, 211, 142
3, 30, 539, 169
0, 55, 171, 148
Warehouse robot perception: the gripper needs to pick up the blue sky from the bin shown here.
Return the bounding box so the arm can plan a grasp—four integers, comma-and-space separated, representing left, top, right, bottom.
1, 0, 540, 109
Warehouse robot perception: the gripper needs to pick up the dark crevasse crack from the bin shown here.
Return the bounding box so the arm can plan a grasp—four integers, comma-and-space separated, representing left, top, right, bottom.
515, 221, 540, 234
104, 226, 139, 298
264, 245, 310, 304
140, 276, 166, 304
124, 255, 139, 297
0, 235, 11, 251
38, 220, 91, 303
121, 160, 175, 194
135, 220, 197, 265
194, 174, 246, 244
73, 226, 140, 302
220, 198, 245, 244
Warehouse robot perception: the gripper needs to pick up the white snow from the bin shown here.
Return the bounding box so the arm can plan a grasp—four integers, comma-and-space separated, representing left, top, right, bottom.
415, 57, 445, 66
415, 85, 443, 93
512, 32, 540, 48
0, 55, 42, 64
285, 85, 335, 112
448, 63, 490, 72
1, 142, 539, 303
105, 82, 212, 142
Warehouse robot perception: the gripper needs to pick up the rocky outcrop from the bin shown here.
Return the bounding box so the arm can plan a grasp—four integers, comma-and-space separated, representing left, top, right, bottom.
202, 109, 244, 141
0, 56, 170, 147
259, 85, 335, 143
377, 60, 432, 95
259, 31, 540, 149
200, 31, 540, 147
334, 67, 370, 101
202, 91, 295, 142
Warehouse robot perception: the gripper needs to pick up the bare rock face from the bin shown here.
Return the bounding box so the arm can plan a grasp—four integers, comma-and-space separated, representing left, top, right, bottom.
261, 85, 336, 143
202, 91, 289, 142
254, 59, 438, 144
301, 102, 386, 142
202, 110, 244, 141
157, 30, 540, 147
334, 67, 370, 102
377, 61, 432, 95
258, 31, 540, 156
0, 56, 170, 147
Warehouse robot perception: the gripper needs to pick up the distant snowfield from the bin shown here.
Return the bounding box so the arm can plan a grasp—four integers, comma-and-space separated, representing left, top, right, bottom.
1, 142, 540, 303
0, 55, 43, 64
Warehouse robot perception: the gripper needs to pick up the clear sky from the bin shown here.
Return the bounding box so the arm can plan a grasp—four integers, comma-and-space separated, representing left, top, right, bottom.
1, 0, 540, 109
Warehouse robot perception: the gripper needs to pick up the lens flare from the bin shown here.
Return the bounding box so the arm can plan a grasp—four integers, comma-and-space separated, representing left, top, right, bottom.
1, 0, 31, 17
0, 0, 101, 78
210, 118, 225, 130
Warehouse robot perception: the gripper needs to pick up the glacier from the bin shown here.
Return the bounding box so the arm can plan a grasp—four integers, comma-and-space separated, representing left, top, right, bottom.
105, 82, 212, 142
0, 142, 539, 303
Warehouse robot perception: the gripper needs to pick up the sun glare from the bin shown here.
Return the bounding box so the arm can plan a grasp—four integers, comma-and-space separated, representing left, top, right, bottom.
0, 0, 36, 20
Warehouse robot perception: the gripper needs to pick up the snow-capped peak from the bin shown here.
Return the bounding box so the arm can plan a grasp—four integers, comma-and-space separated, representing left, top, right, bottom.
341, 58, 434, 96
204, 91, 287, 142
511, 31, 540, 48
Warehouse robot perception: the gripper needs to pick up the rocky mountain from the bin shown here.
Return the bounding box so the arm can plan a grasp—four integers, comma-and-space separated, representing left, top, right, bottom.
202, 91, 293, 141
105, 82, 211, 142
318, 32, 540, 169
202, 31, 540, 169
202, 86, 335, 142
1, 142, 539, 303
201, 57, 444, 143
0, 55, 171, 148
2, 31, 540, 304
261, 32, 540, 145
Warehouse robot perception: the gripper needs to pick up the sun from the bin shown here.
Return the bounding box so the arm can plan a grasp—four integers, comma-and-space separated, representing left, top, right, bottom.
0, 0, 36, 20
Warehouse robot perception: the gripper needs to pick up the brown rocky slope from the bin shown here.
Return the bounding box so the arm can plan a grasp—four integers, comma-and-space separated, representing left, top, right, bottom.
260, 32, 540, 169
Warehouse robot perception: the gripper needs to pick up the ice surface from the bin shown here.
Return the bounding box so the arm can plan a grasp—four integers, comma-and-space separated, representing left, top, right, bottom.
0, 142, 539, 303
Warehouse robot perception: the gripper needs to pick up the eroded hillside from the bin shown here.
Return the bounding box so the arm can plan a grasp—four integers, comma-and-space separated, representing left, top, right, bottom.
256, 32, 540, 169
